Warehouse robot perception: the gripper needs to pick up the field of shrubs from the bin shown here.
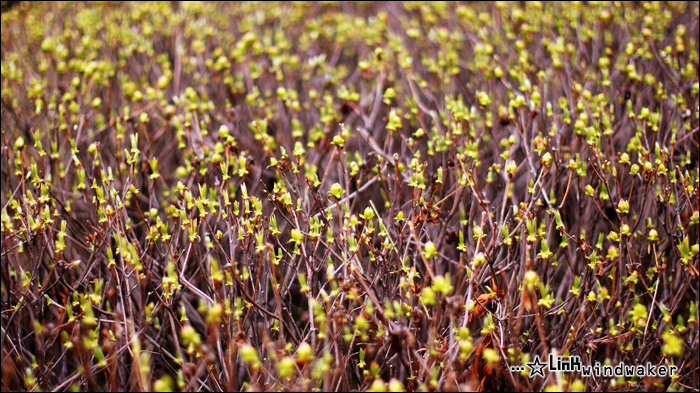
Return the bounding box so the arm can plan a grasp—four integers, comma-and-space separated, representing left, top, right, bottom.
1, 1, 698, 391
